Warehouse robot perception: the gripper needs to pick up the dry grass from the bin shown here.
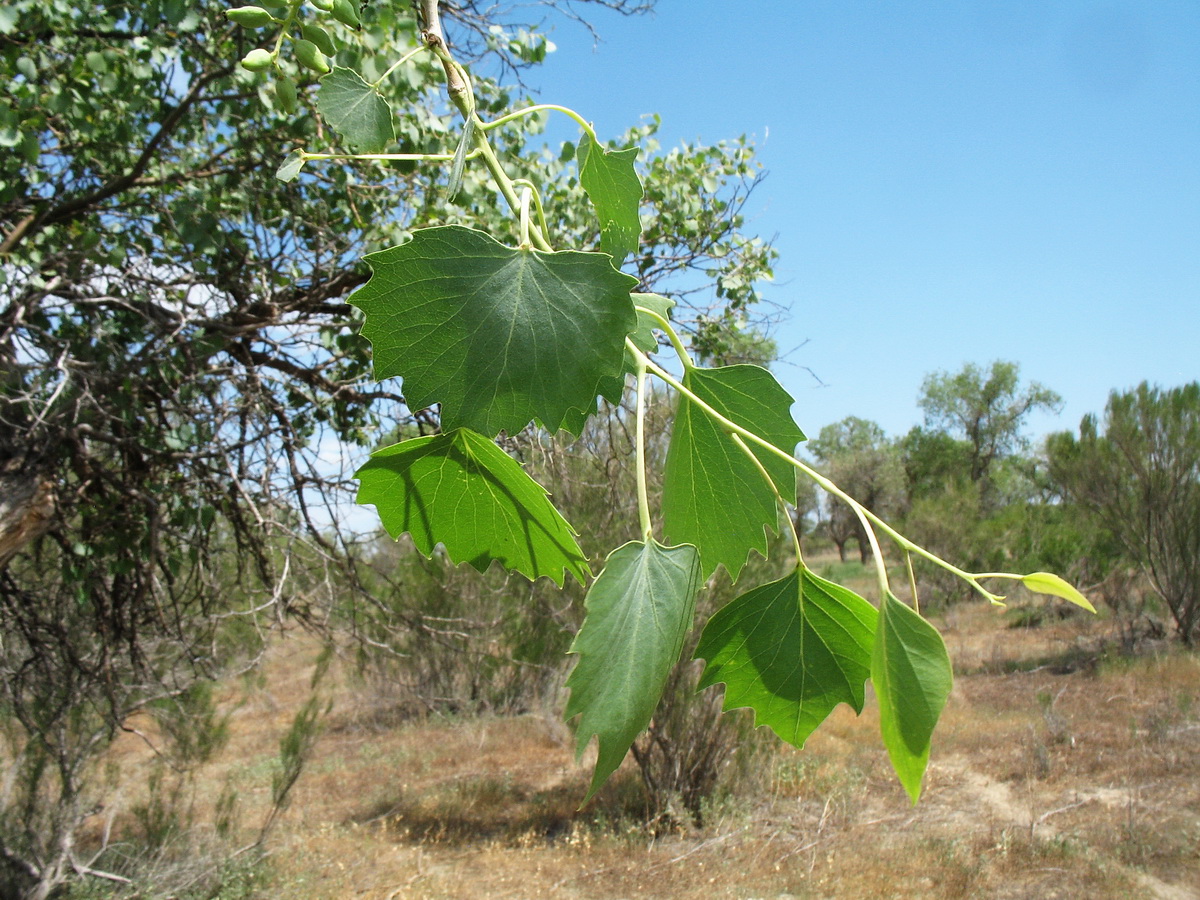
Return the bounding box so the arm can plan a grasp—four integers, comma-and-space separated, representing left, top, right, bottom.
86, 594, 1200, 900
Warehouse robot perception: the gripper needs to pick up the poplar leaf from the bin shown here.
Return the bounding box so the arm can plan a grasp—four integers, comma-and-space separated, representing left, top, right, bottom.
695, 567, 876, 746
350, 226, 638, 436
565, 540, 701, 800
1021, 572, 1096, 613
872, 593, 953, 804
276, 149, 305, 182
578, 132, 642, 265
629, 292, 674, 354
317, 67, 395, 153
355, 428, 589, 586
662, 365, 805, 581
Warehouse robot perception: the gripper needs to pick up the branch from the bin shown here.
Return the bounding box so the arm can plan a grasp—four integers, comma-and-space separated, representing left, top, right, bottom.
1, 65, 233, 255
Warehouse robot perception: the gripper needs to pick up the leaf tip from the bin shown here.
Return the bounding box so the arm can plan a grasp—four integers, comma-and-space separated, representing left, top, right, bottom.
1021, 572, 1097, 613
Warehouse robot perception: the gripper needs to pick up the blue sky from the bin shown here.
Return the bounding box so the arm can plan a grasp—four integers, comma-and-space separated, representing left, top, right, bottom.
530, 0, 1200, 445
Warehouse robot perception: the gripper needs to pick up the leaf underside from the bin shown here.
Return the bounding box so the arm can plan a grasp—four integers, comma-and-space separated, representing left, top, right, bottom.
565, 539, 702, 800
350, 225, 639, 437
695, 566, 876, 747
578, 132, 643, 266
317, 67, 395, 154
355, 428, 589, 586
872, 592, 954, 803
662, 364, 806, 581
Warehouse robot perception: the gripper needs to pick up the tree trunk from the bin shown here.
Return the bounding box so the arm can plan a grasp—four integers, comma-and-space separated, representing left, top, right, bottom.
0, 467, 55, 570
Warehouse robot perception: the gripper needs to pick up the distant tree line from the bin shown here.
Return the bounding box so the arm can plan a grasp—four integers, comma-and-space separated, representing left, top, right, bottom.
806, 361, 1200, 646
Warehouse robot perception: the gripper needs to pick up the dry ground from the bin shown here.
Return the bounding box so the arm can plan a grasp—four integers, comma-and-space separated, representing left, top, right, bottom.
102, 600, 1200, 900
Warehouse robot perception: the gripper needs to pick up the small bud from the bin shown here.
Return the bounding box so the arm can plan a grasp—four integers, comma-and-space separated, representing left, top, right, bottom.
309, 0, 335, 10
293, 39, 330, 74
301, 22, 337, 57
226, 6, 274, 28
274, 77, 298, 114
330, 0, 360, 28
240, 48, 274, 71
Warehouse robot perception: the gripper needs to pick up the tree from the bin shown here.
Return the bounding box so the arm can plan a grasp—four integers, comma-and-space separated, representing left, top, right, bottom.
0, 0, 780, 894
1047, 382, 1200, 644
220, 0, 1090, 819
808, 417, 904, 563
918, 361, 1061, 506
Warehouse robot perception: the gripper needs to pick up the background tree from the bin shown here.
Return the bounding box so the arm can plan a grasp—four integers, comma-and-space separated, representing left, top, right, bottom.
0, 0, 779, 893
807, 417, 904, 564
917, 361, 1061, 508
1046, 382, 1200, 644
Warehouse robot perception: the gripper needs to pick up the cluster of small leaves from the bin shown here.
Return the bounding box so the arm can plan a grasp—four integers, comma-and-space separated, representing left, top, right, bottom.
265, 4, 1094, 804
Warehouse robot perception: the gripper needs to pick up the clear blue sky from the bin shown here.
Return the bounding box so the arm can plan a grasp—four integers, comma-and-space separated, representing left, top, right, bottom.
530, 0, 1200, 444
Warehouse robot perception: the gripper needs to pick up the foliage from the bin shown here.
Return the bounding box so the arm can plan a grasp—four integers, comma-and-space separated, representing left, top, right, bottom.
808, 417, 905, 564
1047, 382, 1200, 644
918, 361, 1061, 506
263, 1, 1091, 810
1, 0, 782, 892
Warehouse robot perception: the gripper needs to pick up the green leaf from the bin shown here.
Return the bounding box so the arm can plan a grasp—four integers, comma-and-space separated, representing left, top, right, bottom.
446, 115, 475, 200
317, 67, 395, 153
695, 566, 877, 747
578, 132, 642, 266
872, 593, 953, 804
565, 539, 702, 800
629, 292, 674, 355
350, 225, 638, 436
556, 293, 672, 437
1021, 572, 1096, 613
662, 365, 805, 581
355, 428, 589, 586
276, 149, 305, 183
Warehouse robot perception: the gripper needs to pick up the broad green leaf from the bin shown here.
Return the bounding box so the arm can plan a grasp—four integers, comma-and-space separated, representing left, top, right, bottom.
578, 132, 642, 265
317, 67, 395, 153
695, 567, 876, 746
351, 225, 638, 436
276, 149, 305, 183
872, 592, 953, 804
557, 293, 674, 438
355, 428, 589, 586
662, 365, 806, 581
1022, 572, 1096, 613
565, 539, 702, 800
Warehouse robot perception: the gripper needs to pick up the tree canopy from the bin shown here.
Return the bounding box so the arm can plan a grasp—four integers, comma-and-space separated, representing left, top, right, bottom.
0, 1, 780, 893
1047, 382, 1200, 644
917, 360, 1061, 505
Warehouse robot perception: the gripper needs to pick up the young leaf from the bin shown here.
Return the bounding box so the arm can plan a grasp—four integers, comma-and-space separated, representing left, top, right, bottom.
317, 67, 395, 153
446, 114, 475, 200
578, 132, 642, 266
662, 365, 805, 581
628, 292, 674, 354
695, 567, 876, 746
355, 428, 589, 586
276, 149, 306, 183
1021, 572, 1096, 613
565, 539, 702, 800
872, 592, 953, 804
350, 225, 638, 436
